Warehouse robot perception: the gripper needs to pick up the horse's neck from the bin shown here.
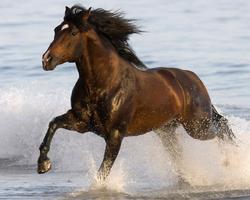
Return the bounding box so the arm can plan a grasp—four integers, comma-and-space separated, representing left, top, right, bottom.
76, 30, 123, 91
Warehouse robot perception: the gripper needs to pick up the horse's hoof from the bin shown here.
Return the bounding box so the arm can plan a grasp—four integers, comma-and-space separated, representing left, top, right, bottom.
37, 158, 52, 174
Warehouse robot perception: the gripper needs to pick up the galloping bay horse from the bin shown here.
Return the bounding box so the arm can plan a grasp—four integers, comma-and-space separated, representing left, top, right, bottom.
38, 5, 235, 180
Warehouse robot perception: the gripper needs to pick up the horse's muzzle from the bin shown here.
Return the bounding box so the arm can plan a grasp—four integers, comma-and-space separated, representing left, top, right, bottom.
42, 50, 56, 71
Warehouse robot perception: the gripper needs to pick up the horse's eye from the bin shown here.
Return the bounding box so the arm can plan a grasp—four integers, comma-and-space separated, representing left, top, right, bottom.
71, 31, 78, 36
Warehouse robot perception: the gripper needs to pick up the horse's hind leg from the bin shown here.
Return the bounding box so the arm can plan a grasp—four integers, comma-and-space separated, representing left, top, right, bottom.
155, 121, 183, 174
211, 105, 235, 142
38, 110, 89, 174
181, 105, 235, 143
181, 117, 216, 141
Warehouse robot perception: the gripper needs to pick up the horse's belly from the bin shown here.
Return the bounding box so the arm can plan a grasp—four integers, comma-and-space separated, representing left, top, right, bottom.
126, 114, 173, 136
126, 101, 179, 136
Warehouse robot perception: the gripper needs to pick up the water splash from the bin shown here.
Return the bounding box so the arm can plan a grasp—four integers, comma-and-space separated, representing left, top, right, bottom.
1, 83, 250, 193
175, 116, 250, 189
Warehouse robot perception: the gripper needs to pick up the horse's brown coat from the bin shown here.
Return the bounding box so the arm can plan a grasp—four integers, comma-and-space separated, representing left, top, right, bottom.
38, 5, 235, 179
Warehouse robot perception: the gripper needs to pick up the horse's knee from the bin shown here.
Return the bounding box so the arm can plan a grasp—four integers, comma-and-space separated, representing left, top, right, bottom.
48, 113, 72, 131
48, 118, 59, 130
106, 129, 122, 146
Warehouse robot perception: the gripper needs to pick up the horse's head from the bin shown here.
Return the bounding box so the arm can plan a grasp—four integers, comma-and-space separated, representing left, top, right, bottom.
42, 6, 91, 70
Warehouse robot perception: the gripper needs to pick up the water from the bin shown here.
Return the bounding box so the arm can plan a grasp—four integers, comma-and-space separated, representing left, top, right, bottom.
0, 0, 250, 199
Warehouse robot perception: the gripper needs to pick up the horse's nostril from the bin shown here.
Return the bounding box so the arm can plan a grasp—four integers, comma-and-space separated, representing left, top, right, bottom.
42, 52, 53, 70
42, 50, 53, 63
43, 55, 51, 62
46, 56, 52, 62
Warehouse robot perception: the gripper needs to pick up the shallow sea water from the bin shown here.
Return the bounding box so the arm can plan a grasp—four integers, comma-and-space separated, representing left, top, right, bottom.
0, 0, 250, 199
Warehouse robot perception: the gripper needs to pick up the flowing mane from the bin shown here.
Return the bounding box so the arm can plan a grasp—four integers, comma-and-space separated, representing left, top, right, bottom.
64, 5, 147, 69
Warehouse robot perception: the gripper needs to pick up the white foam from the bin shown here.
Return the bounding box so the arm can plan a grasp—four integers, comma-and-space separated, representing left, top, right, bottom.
1, 82, 250, 192
174, 117, 250, 189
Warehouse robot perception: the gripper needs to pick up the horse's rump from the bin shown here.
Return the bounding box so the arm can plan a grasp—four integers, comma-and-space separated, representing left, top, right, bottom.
165, 69, 212, 121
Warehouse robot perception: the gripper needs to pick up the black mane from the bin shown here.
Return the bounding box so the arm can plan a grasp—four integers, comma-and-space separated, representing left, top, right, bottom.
64, 5, 147, 69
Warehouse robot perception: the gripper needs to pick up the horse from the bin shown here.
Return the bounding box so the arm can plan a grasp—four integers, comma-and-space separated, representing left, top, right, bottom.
38, 5, 235, 181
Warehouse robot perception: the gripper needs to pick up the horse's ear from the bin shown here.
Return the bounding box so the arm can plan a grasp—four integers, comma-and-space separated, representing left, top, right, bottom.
65, 6, 70, 15
83, 7, 92, 21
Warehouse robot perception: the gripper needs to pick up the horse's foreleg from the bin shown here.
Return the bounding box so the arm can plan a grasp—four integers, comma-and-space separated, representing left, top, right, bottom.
38, 110, 89, 174
97, 130, 122, 181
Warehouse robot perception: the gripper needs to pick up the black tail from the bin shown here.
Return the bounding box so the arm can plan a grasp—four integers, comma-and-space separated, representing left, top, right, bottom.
212, 105, 236, 142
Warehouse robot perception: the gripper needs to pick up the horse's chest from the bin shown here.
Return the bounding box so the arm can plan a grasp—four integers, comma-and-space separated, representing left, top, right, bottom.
90, 90, 130, 134
71, 79, 133, 135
